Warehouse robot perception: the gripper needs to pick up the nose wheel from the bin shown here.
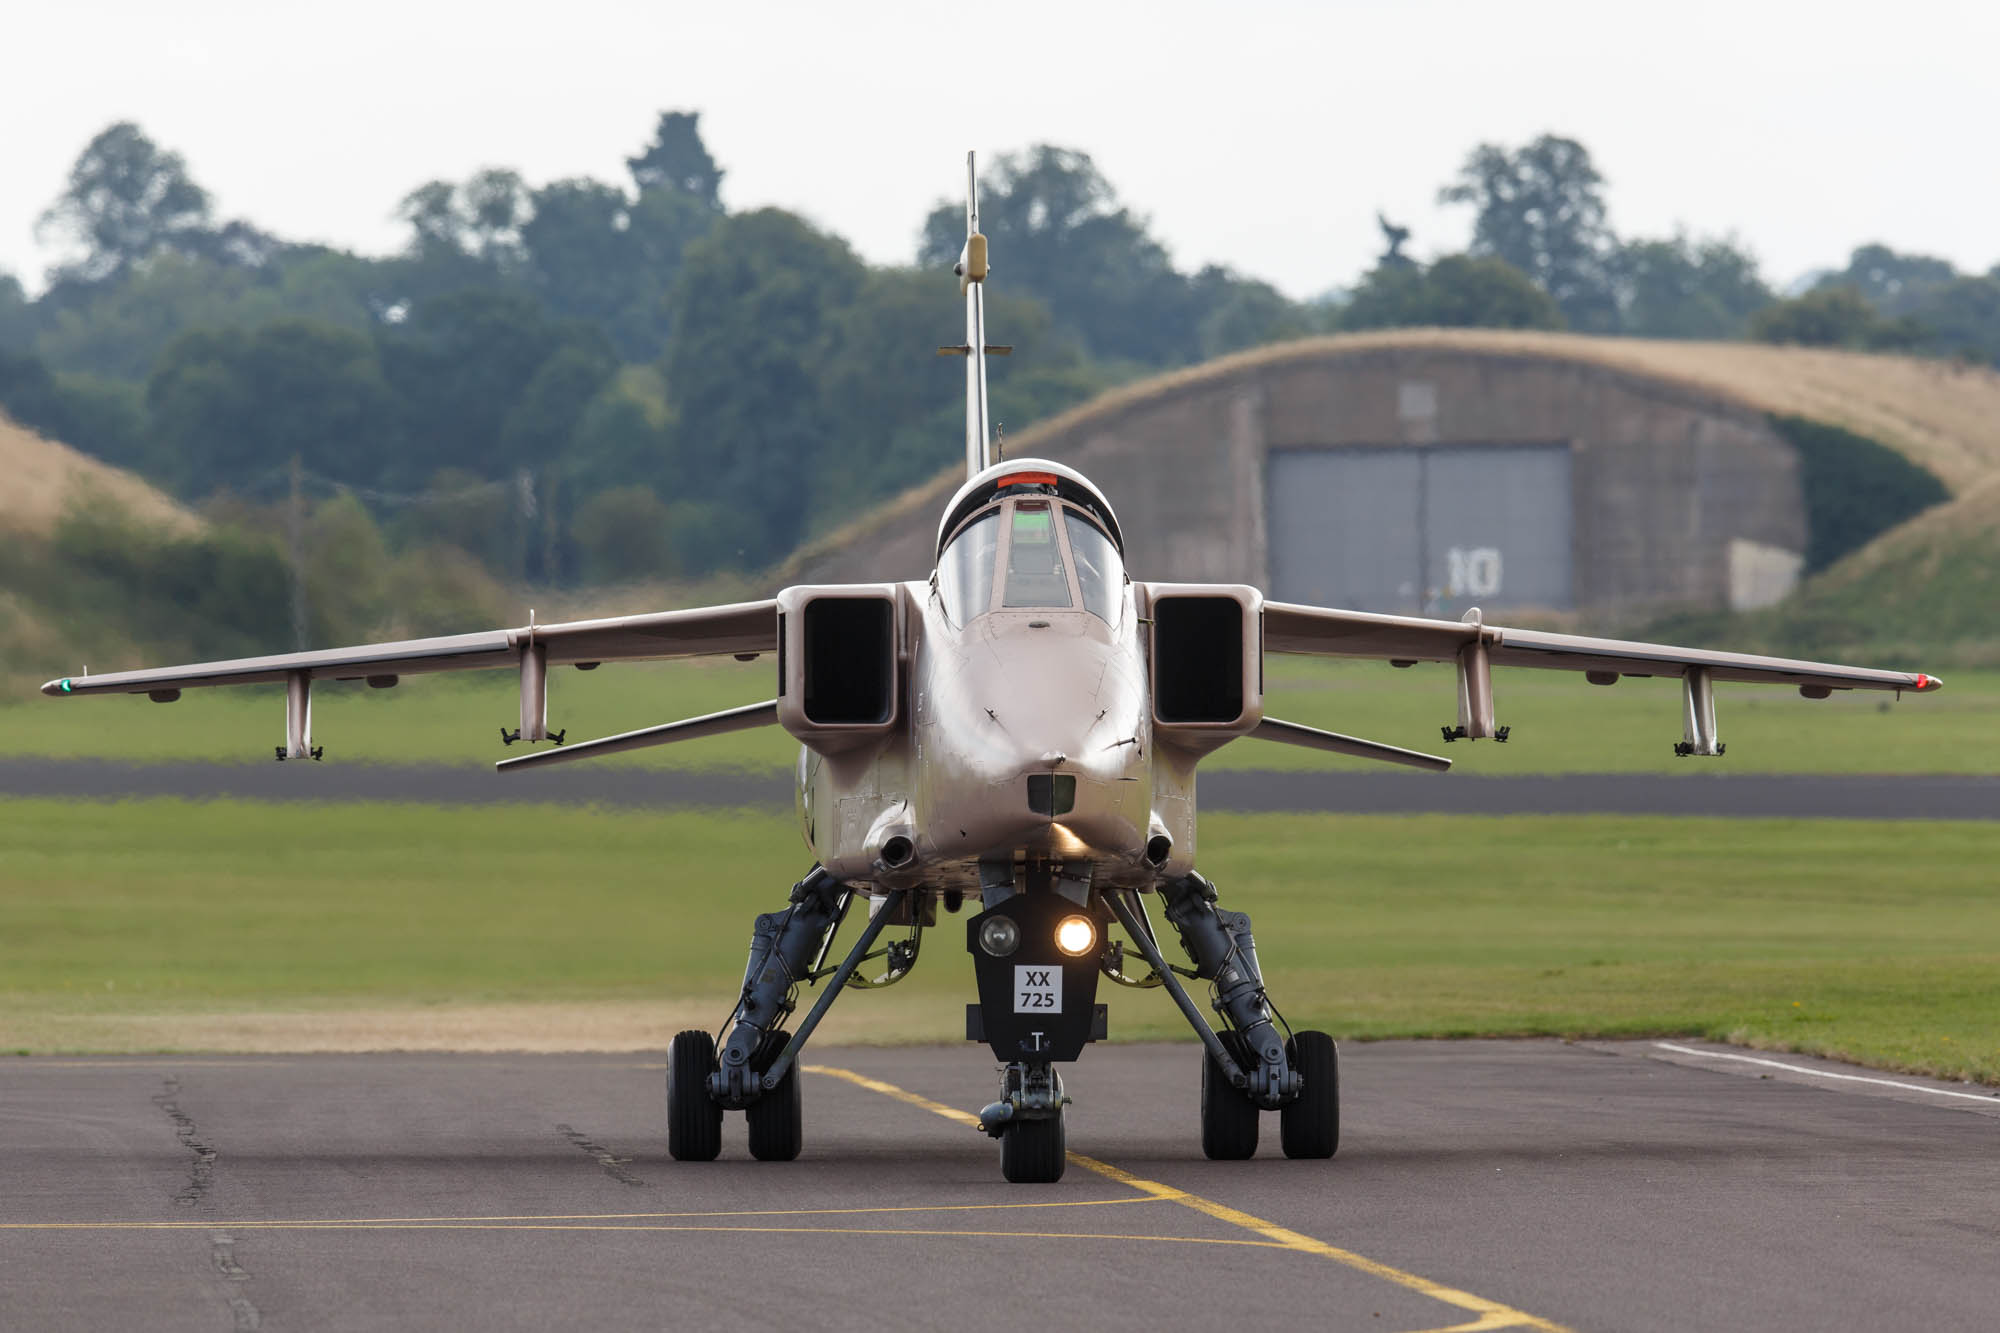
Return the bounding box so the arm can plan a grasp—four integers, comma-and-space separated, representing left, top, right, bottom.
999, 1108, 1066, 1183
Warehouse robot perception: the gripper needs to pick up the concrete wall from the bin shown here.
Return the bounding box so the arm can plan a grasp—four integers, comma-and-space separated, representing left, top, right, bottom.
791, 345, 1807, 617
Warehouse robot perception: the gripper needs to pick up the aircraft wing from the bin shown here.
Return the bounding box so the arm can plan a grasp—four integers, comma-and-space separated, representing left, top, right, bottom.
1261, 601, 1938, 694
38, 599, 781, 759
39, 600, 778, 697
1261, 599, 1938, 755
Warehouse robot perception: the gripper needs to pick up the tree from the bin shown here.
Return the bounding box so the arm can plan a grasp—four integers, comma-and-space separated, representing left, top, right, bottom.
1440, 134, 1617, 330
376, 287, 603, 484
0, 272, 33, 351
498, 342, 619, 472
1417, 255, 1564, 329
1911, 275, 2000, 366
1615, 234, 1773, 339
33, 250, 379, 383
626, 111, 725, 210
0, 347, 150, 470
520, 176, 716, 361
663, 208, 865, 564
1191, 268, 1312, 359
572, 485, 675, 581
148, 318, 401, 493
1749, 286, 1883, 348
37, 122, 216, 283
919, 146, 1196, 365
521, 178, 637, 330
1820, 244, 1956, 318
564, 371, 675, 500
1336, 253, 1561, 331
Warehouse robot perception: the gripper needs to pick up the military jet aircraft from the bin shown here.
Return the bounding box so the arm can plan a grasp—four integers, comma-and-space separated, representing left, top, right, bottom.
42, 155, 1942, 1183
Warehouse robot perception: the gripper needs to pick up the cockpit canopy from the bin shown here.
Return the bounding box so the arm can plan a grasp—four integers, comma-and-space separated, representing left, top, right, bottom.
934, 458, 1123, 559
937, 486, 1125, 629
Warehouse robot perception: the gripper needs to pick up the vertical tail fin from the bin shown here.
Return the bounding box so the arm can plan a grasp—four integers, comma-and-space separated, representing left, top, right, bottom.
957, 151, 992, 480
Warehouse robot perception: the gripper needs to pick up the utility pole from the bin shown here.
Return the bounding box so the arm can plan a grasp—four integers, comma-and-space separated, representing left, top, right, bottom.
541, 466, 559, 586
288, 453, 308, 650
516, 468, 536, 584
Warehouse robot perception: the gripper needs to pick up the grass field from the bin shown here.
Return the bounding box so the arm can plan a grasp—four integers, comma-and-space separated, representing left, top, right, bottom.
4, 797, 1994, 1085
6, 656, 1993, 775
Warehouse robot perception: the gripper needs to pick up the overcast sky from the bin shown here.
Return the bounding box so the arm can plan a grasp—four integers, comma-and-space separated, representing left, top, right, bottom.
5, 0, 1996, 300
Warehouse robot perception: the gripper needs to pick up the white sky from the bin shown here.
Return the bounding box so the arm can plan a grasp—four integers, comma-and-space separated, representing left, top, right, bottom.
4, 0, 1996, 300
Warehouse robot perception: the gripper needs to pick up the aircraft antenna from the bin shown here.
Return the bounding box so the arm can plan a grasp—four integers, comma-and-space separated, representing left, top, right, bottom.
957, 151, 993, 479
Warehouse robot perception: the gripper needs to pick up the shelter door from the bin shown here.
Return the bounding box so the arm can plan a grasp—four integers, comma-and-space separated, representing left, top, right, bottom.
1267, 445, 1573, 615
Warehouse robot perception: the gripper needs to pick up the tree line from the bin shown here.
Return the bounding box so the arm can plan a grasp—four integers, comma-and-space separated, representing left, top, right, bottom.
2, 121, 1996, 590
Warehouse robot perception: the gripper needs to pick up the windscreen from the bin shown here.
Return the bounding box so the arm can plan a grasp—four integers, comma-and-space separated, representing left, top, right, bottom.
1002, 501, 1072, 608
1064, 510, 1123, 626
937, 511, 1000, 626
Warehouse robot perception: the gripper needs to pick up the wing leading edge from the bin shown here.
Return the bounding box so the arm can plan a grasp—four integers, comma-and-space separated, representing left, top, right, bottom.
1262, 600, 1940, 695
40, 600, 779, 698
40, 599, 780, 760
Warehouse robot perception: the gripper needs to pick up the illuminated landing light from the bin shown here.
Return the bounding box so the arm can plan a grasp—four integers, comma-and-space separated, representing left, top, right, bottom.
1055, 914, 1097, 958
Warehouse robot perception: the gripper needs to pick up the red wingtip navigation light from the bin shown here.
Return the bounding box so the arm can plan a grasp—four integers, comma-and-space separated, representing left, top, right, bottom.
1915, 673, 1939, 692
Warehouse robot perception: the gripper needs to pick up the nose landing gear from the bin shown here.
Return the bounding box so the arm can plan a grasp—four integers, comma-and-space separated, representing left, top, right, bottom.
981, 1063, 1068, 1183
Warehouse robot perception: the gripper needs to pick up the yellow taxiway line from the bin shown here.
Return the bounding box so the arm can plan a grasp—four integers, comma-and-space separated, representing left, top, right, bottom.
807, 1064, 1572, 1333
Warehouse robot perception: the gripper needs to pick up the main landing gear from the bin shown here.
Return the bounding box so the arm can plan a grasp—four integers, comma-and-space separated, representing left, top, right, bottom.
665, 863, 1335, 1177
1109, 873, 1339, 1161
667, 866, 920, 1163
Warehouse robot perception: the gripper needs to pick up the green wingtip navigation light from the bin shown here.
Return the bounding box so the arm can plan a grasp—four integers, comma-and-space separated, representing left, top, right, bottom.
59, 679, 72, 694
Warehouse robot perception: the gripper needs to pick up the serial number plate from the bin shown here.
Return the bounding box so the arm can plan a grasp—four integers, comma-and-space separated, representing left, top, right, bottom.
1014, 965, 1063, 1014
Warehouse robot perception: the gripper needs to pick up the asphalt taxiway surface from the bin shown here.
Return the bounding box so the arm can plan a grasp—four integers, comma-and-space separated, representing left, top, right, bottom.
5, 1040, 1996, 1331
6, 757, 1998, 818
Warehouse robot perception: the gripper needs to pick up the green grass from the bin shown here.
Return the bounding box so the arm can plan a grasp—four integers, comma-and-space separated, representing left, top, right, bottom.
4, 657, 1992, 775
3, 798, 1995, 1084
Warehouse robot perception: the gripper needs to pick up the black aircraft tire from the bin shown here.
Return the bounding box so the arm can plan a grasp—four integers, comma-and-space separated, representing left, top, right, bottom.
1280, 1030, 1340, 1160
1201, 1037, 1260, 1160
746, 1030, 803, 1162
999, 1112, 1066, 1183
667, 1029, 723, 1162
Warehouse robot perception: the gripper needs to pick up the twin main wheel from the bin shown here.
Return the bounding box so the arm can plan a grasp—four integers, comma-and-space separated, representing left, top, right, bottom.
1200, 1030, 1340, 1161
667, 1029, 723, 1162
666, 1028, 803, 1162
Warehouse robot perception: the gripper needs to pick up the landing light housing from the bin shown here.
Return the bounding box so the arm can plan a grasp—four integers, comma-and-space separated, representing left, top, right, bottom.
978, 917, 1021, 957
1055, 914, 1097, 958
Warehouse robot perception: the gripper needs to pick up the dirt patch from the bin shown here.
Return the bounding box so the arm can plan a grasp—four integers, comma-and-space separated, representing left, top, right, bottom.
10, 999, 965, 1054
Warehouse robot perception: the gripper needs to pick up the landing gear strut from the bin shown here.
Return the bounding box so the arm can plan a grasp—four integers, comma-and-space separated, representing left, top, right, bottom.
1108, 874, 1339, 1160
668, 867, 914, 1162
981, 1062, 1068, 1183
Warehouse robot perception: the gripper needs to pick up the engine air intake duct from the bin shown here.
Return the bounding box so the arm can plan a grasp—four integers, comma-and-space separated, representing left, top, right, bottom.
802, 597, 893, 725
1153, 596, 1245, 723
777, 585, 904, 754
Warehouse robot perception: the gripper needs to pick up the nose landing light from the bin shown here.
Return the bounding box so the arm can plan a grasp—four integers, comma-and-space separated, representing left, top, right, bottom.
1055, 914, 1097, 958
979, 917, 1021, 957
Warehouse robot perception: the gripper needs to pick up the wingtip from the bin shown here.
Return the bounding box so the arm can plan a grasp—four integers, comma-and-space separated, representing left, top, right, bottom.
40, 678, 70, 698
1915, 672, 1944, 693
